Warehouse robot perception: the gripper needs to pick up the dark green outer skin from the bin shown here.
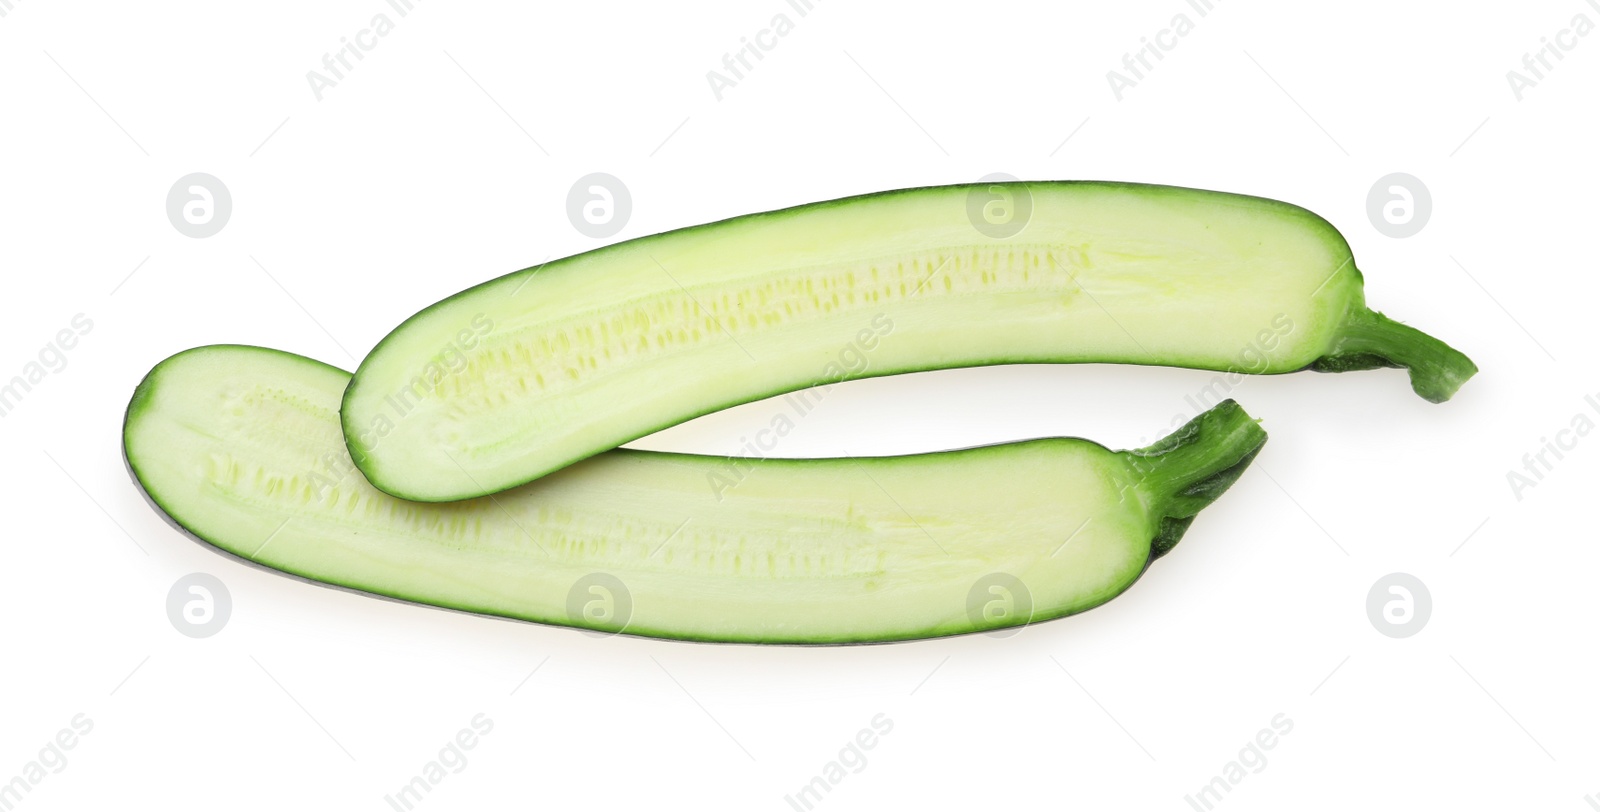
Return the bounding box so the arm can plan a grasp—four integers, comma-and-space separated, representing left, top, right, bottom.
343, 180, 1472, 502
128, 345, 1266, 645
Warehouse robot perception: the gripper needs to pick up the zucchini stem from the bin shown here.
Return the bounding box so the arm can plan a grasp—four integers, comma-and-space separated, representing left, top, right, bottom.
1125, 400, 1267, 559
1312, 308, 1478, 403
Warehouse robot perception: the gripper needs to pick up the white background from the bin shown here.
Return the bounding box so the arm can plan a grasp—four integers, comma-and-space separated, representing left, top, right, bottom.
1, 0, 1596, 809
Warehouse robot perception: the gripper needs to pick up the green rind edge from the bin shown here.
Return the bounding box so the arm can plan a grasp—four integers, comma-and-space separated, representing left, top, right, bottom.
342, 180, 1344, 501
1125, 399, 1267, 560
128, 344, 1237, 646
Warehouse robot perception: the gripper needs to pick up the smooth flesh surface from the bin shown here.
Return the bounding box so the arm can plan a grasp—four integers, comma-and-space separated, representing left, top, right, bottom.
130, 346, 1174, 644
344, 181, 1352, 500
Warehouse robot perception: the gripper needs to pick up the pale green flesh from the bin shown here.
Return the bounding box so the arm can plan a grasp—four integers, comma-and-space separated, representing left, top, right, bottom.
346, 181, 1357, 501
130, 346, 1183, 644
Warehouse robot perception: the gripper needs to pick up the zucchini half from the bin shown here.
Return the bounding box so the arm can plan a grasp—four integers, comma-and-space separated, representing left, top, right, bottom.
126, 345, 1266, 644
343, 181, 1473, 501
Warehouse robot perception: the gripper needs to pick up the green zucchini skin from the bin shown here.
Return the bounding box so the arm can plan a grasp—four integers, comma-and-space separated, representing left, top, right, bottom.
126, 345, 1266, 645
343, 180, 1472, 502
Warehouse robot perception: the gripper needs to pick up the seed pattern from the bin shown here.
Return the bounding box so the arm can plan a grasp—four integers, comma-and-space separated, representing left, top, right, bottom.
207, 384, 955, 579
425, 242, 1093, 405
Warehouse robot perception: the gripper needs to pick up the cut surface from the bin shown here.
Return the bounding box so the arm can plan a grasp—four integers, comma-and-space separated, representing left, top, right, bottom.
128, 346, 1263, 644
344, 180, 1469, 500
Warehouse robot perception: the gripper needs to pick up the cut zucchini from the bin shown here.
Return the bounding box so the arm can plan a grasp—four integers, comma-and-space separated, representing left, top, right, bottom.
344, 181, 1473, 501
126, 345, 1266, 644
